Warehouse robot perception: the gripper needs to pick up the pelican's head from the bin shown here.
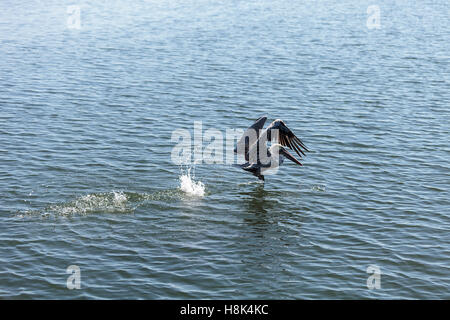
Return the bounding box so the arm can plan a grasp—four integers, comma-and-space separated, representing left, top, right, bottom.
269, 144, 303, 167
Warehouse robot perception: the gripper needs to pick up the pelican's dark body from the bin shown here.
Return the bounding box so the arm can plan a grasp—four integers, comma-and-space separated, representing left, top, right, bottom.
234, 116, 309, 181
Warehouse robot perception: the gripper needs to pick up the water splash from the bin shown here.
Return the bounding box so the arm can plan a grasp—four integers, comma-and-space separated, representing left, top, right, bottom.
16, 171, 206, 218
179, 168, 205, 197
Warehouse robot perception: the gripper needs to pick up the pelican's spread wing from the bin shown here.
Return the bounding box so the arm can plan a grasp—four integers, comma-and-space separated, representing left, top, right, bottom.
267, 119, 309, 158
235, 116, 267, 161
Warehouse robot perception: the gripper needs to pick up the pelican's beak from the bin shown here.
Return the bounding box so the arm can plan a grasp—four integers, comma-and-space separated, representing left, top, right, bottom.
281, 148, 303, 166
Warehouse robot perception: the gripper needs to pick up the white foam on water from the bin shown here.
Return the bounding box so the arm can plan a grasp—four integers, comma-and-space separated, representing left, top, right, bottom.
179, 168, 205, 197
112, 191, 128, 205
17, 189, 186, 218
47, 191, 131, 216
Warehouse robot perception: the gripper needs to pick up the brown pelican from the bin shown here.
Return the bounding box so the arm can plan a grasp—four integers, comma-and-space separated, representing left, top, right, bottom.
234, 116, 309, 181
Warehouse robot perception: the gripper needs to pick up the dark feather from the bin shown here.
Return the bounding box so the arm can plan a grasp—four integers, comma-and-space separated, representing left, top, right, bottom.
267, 119, 309, 159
